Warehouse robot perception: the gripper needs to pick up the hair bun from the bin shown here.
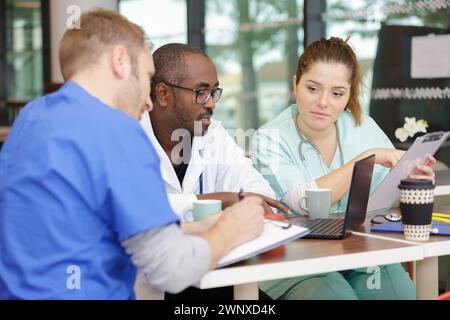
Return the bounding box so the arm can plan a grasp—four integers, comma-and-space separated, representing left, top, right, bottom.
329, 36, 350, 46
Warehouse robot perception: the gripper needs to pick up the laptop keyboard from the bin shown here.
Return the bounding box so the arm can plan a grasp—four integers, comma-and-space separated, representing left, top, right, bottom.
303, 218, 344, 235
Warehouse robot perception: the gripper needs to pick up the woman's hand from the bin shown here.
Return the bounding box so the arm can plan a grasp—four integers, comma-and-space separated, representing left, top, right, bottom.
365, 149, 436, 184
366, 148, 405, 168
409, 154, 436, 184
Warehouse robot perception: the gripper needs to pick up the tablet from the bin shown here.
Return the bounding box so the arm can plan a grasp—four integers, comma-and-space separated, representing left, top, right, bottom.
366, 131, 450, 215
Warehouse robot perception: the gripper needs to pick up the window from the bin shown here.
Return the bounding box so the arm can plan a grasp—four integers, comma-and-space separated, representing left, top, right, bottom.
326, 0, 450, 115
205, 0, 304, 130
325, 0, 450, 165
119, 0, 187, 49
5, 0, 44, 100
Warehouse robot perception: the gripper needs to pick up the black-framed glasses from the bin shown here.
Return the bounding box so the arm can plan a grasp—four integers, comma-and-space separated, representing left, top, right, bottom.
162, 81, 223, 104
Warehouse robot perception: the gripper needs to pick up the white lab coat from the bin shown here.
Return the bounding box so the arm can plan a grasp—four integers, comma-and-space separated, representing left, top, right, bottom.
140, 114, 275, 220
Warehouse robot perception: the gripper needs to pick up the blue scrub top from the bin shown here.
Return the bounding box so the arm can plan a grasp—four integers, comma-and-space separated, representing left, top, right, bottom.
0, 81, 179, 299
253, 104, 394, 214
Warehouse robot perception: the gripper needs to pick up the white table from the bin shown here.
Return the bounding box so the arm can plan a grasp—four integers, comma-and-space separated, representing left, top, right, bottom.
357, 204, 450, 299
196, 171, 450, 300
196, 233, 423, 299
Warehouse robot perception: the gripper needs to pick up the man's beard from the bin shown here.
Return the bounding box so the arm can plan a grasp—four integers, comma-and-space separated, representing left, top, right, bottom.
173, 101, 214, 136
196, 108, 213, 121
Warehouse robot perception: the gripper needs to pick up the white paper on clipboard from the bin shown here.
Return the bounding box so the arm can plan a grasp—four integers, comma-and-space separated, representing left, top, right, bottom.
367, 131, 450, 215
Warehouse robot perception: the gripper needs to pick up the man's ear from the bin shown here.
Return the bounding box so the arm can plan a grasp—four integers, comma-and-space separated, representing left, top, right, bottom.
111, 45, 131, 79
155, 83, 172, 108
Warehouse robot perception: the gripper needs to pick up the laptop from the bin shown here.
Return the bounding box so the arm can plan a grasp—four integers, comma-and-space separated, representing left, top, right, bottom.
290, 154, 375, 240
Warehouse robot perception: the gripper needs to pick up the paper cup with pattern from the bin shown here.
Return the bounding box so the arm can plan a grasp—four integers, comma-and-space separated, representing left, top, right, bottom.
398, 179, 434, 241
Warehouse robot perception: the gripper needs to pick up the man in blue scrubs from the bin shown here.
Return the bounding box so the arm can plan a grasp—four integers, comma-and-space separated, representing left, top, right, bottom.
0, 9, 264, 299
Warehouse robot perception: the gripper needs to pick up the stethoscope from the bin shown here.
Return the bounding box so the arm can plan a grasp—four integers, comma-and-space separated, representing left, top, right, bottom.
294, 114, 345, 214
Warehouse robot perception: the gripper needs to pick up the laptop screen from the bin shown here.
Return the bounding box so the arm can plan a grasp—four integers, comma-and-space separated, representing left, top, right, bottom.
343, 154, 375, 232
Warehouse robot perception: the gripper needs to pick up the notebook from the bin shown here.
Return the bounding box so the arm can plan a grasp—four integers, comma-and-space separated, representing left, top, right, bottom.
371, 221, 450, 236
216, 220, 309, 268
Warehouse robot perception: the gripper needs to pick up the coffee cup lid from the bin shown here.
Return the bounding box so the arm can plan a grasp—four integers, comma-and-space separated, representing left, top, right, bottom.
398, 178, 434, 189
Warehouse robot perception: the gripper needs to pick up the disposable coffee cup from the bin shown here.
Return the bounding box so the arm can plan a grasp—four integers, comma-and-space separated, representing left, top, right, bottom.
398, 179, 435, 241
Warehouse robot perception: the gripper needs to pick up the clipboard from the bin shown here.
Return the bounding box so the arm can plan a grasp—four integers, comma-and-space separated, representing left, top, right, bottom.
367, 131, 450, 214
216, 219, 309, 268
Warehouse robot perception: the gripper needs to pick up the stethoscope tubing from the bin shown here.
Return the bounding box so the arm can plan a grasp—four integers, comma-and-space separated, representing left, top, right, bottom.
295, 114, 345, 213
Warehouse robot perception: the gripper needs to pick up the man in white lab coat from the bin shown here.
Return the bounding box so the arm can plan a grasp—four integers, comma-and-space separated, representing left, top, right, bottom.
140, 43, 289, 221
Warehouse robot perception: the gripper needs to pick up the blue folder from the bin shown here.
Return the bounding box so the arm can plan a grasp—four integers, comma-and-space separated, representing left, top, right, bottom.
371, 221, 450, 236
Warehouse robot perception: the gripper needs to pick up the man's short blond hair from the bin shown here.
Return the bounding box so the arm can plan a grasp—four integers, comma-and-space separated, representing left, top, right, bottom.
59, 9, 147, 80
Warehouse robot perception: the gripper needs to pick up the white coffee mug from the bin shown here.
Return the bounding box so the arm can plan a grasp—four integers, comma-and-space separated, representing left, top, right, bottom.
183, 199, 222, 221
299, 188, 332, 219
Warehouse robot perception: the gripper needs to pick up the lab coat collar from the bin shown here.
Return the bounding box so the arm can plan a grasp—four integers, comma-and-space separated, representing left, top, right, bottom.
140, 113, 206, 193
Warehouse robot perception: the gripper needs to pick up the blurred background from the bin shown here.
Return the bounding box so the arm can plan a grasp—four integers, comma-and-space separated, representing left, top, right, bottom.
0, 0, 449, 295
0, 0, 449, 163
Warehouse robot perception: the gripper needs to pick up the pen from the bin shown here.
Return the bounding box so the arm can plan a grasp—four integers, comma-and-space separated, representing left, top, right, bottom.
239, 188, 289, 221
238, 188, 245, 201
433, 212, 450, 218
239, 187, 292, 229
433, 217, 450, 224
432, 212, 450, 224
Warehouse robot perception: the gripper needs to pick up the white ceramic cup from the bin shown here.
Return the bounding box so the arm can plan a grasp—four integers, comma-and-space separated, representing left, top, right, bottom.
189, 199, 222, 221
299, 188, 332, 219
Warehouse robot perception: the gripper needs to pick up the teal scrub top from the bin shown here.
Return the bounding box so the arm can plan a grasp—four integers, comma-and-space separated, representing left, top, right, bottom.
252, 104, 394, 215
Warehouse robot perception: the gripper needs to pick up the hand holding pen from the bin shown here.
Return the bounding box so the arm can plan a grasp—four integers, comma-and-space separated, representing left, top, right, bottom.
238, 188, 245, 201
238, 188, 292, 224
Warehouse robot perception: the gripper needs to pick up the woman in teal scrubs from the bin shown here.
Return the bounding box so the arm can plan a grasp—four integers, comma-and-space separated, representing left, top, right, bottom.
252, 37, 436, 300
